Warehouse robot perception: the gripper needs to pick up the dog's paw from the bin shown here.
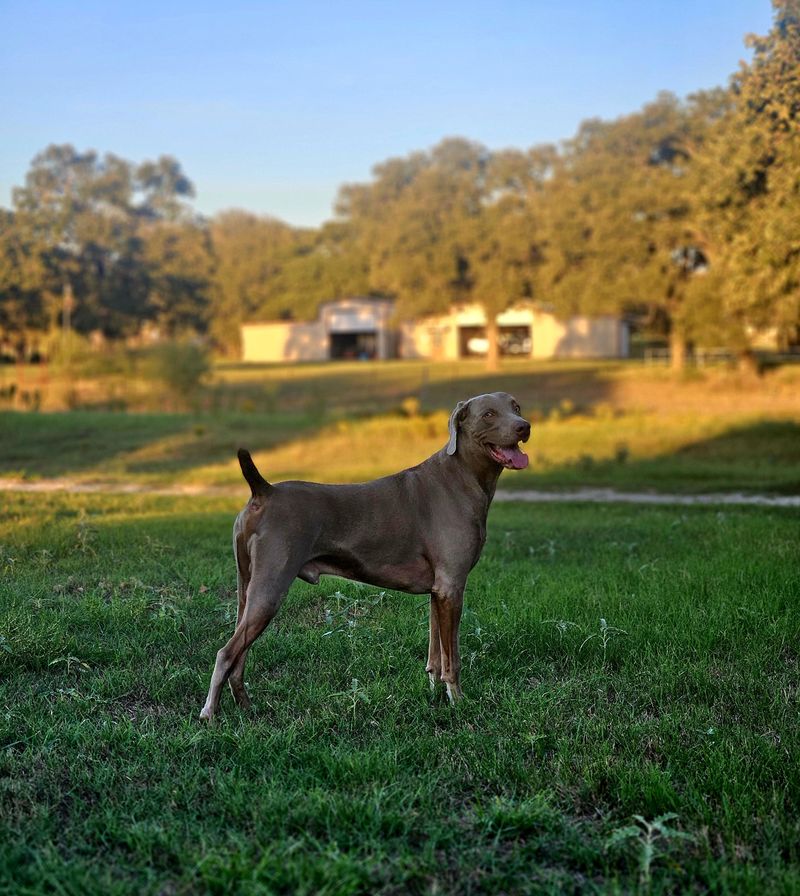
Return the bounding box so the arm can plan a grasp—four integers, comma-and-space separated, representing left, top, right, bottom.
445, 682, 463, 704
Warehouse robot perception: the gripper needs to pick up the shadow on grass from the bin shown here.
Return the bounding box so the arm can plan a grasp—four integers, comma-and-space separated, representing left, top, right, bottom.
417, 363, 625, 413
0, 410, 318, 479
513, 419, 800, 494
212, 358, 624, 417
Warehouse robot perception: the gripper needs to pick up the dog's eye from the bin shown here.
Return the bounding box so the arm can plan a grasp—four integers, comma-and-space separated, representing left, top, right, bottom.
483, 410, 495, 419
513, 404, 520, 414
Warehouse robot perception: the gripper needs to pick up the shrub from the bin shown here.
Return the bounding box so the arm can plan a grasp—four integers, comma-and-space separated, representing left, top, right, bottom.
139, 340, 211, 406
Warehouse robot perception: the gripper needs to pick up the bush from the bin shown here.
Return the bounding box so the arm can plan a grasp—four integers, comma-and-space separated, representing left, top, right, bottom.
139, 340, 211, 406
45, 331, 134, 378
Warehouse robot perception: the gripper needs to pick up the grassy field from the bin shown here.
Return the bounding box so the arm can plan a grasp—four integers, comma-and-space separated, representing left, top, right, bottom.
1, 359, 800, 494
1, 491, 798, 893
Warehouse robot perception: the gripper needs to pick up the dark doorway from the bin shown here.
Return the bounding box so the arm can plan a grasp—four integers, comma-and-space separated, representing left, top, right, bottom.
330, 331, 377, 360
458, 325, 532, 358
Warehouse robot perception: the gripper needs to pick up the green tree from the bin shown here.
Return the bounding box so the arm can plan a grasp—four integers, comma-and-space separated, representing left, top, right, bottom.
0, 209, 51, 358
448, 146, 553, 368
540, 90, 728, 369
141, 221, 213, 338
134, 155, 196, 222
12, 145, 143, 337
11, 144, 201, 345
337, 138, 549, 369
208, 211, 303, 354
691, 0, 800, 368
272, 220, 371, 318
335, 143, 464, 319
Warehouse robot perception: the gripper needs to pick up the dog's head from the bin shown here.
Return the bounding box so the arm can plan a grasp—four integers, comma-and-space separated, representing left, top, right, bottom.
446, 392, 531, 470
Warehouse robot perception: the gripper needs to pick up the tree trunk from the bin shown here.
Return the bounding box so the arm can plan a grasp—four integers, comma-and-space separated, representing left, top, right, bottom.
669, 327, 687, 372
485, 315, 499, 372
737, 348, 761, 377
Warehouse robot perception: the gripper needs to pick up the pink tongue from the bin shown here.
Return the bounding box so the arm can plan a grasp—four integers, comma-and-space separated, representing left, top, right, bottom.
497, 446, 529, 470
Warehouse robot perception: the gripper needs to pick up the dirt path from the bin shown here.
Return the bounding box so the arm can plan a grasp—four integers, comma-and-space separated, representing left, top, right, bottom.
1, 477, 798, 507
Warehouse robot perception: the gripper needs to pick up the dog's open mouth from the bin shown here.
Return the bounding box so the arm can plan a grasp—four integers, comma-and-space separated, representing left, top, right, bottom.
488, 443, 529, 470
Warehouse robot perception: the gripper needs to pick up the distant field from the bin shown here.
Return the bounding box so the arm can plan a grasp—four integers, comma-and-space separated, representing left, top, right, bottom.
1, 359, 799, 494
1, 492, 798, 893
5, 356, 800, 416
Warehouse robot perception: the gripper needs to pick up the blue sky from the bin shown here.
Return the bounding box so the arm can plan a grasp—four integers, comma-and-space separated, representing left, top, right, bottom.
1, 0, 774, 227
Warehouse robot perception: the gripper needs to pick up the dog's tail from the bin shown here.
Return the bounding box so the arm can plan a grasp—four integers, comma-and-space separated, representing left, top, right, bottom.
238, 448, 271, 497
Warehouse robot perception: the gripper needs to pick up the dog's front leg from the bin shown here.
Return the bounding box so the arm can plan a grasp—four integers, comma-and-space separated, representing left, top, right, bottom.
432, 588, 464, 703
426, 595, 442, 691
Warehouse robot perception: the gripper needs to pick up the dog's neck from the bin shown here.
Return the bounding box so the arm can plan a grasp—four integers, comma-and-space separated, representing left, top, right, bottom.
438, 445, 503, 505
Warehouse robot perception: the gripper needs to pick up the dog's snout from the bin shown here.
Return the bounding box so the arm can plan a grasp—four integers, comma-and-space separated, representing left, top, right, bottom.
516, 420, 531, 441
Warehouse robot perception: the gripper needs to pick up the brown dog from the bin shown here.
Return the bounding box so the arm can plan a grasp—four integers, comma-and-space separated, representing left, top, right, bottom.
200, 392, 531, 720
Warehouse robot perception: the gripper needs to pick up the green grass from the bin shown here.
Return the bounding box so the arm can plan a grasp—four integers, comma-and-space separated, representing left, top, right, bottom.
1, 492, 798, 893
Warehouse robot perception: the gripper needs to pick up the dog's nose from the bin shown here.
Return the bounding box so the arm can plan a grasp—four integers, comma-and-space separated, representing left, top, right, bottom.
516, 420, 531, 441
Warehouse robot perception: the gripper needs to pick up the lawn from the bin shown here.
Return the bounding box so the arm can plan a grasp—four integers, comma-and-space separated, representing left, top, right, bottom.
1, 491, 798, 893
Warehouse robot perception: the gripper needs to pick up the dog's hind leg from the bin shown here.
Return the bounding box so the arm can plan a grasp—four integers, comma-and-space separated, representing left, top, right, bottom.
228, 530, 253, 709
201, 536, 298, 721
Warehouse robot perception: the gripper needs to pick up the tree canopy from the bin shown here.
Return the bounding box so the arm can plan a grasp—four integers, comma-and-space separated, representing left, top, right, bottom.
689, 0, 800, 364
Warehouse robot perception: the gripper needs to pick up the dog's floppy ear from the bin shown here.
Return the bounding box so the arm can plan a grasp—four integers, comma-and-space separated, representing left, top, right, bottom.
446, 399, 470, 456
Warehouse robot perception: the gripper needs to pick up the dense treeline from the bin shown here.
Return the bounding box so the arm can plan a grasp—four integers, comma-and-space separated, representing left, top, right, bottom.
1, 0, 799, 370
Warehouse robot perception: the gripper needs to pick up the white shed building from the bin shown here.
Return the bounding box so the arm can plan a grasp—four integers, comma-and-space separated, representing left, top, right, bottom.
241, 298, 629, 362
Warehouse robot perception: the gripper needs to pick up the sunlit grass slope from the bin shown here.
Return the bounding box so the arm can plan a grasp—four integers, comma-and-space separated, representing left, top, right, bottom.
1, 359, 799, 493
